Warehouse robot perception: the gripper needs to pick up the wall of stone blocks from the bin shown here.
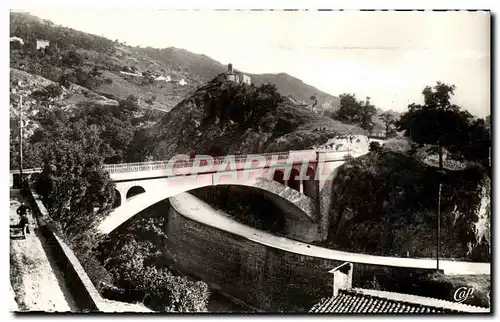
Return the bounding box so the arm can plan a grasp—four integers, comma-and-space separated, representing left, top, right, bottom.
164, 205, 438, 312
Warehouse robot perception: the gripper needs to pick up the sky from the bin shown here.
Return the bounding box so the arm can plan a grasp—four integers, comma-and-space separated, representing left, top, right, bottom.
24, 9, 491, 117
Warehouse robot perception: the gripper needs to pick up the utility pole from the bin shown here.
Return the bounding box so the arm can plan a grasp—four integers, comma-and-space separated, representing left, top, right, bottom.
19, 95, 24, 187
437, 183, 442, 271
315, 151, 322, 237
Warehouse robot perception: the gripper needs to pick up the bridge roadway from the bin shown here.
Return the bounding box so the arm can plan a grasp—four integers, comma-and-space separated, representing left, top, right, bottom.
171, 192, 490, 276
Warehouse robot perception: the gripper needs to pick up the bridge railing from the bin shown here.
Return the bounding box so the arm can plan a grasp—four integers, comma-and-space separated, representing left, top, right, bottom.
10, 168, 42, 174
11, 149, 355, 175
103, 151, 293, 174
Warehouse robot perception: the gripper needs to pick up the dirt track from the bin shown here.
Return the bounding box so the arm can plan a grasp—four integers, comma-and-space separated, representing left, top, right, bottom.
9, 189, 78, 312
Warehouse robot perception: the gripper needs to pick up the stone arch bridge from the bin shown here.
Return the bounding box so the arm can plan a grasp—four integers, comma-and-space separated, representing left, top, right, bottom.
11, 149, 366, 242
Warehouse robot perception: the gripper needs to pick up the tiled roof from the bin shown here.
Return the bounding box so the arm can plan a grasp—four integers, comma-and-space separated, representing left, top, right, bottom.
309, 288, 490, 314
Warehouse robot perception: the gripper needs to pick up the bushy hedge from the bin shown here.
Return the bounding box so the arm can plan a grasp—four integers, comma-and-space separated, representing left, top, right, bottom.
102, 239, 210, 312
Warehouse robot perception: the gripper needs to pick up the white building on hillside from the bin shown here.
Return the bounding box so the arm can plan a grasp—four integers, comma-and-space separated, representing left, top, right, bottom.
155, 75, 171, 82
36, 40, 50, 50
216, 63, 252, 85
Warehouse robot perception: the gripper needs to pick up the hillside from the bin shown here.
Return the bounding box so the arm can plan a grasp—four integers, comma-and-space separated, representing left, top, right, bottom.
140, 79, 362, 160
10, 68, 119, 141
249, 73, 340, 112
132, 47, 340, 111
10, 11, 339, 114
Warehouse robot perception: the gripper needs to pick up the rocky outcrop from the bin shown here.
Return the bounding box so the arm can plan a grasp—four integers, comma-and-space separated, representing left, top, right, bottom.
144, 81, 363, 159
323, 151, 491, 262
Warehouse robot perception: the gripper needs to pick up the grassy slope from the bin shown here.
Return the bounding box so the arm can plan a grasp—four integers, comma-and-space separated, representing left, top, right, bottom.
249, 72, 340, 110
11, 12, 342, 115
133, 46, 341, 110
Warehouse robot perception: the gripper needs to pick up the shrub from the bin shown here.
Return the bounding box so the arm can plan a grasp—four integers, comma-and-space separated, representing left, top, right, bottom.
44, 84, 63, 98
144, 95, 156, 105
369, 141, 381, 152
40, 66, 63, 83
34, 140, 116, 243
72, 67, 103, 89
383, 137, 412, 154
102, 239, 210, 312
31, 83, 62, 101
58, 74, 72, 88
141, 266, 210, 312
61, 50, 84, 68
79, 250, 114, 287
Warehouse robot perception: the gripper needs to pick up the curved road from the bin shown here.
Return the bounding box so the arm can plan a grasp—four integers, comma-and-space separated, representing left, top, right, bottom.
170, 193, 490, 276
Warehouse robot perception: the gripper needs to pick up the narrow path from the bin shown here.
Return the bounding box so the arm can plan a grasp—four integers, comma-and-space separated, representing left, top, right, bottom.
9, 189, 78, 312
170, 193, 490, 276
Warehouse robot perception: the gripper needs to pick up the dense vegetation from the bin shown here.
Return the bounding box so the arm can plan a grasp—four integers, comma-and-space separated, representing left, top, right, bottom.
329, 93, 377, 133
33, 131, 115, 257
26, 98, 211, 311
96, 201, 210, 312
11, 95, 140, 169
397, 82, 490, 169
202, 81, 283, 129
323, 148, 490, 261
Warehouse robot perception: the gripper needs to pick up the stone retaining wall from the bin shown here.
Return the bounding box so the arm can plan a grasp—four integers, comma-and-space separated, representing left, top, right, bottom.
24, 186, 107, 312
164, 205, 439, 312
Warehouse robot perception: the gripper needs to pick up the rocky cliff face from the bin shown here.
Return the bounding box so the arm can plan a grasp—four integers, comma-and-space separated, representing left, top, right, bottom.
323, 151, 491, 262
142, 80, 363, 159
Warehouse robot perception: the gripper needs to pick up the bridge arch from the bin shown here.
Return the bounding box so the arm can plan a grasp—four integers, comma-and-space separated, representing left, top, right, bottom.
112, 189, 122, 208
99, 175, 316, 236
126, 186, 146, 199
